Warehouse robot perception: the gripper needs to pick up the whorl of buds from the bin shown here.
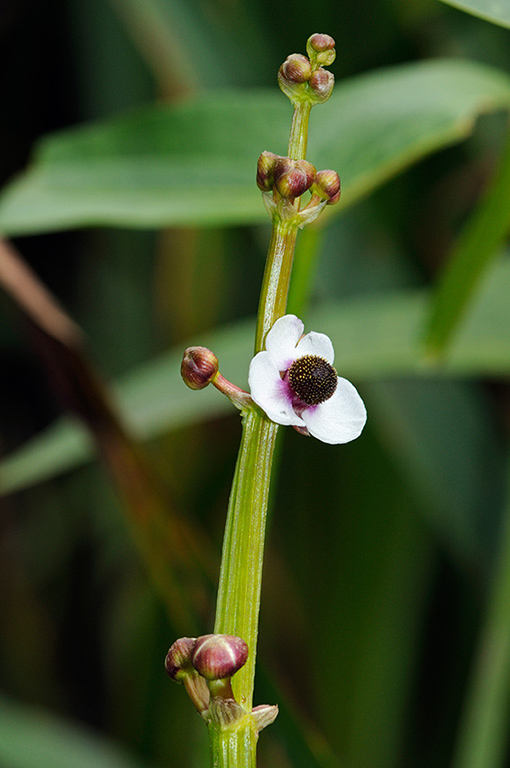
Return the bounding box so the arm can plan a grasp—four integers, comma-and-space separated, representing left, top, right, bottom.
181, 346, 218, 390
309, 68, 335, 103
273, 158, 316, 199
256, 151, 283, 192
307, 34, 336, 67
278, 34, 336, 105
313, 169, 341, 204
165, 637, 196, 681
280, 53, 312, 84
192, 634, 249, 681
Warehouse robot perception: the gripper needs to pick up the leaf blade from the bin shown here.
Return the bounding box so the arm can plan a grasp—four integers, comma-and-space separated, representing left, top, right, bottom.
436, 0, 510, 29
2, 60, 510, 234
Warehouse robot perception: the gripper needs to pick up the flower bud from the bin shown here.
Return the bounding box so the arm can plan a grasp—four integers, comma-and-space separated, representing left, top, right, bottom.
165, 637, 210, 714
273, 158, 316, 199
307, 34, 336, 67
192, 634, 248, 681
309, 68, 335, 103
165, 637, 196, 681
314, 169, 341, 204
256, 151, 282, 192
280, 53, 312, 84
181, 346, 218, 390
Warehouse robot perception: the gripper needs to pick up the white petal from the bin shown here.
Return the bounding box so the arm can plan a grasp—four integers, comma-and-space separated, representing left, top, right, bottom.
301, 377, 366, 444
249, 351, 304, 427
264, 315, 304, 370
295, 330, 335, 364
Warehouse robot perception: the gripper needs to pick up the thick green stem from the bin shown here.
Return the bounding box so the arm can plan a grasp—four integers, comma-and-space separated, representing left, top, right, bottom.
255, 222, 298, 353
288, 101, 312, 160
210, 59, 318, 768
214, 409, 278, 709
208, 720, 258, 768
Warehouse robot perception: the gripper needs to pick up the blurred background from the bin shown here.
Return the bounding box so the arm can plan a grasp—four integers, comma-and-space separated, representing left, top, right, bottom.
1, 1, 510, 767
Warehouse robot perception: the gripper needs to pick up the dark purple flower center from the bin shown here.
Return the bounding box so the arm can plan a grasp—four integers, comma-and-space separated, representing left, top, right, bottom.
287, 355, 337, 406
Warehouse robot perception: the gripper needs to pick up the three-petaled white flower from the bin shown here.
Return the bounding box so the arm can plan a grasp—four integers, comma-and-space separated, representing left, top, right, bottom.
248, 315, 367, 444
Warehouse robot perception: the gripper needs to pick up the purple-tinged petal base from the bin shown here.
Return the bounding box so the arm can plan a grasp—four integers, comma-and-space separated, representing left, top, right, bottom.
248, 351, 304, 427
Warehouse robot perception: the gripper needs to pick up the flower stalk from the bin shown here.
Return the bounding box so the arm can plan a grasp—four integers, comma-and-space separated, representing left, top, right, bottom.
210, 35, 338, 766
168, 34, 342, 768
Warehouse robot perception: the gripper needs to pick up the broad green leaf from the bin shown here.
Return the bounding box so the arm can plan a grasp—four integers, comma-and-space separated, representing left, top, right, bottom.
1, 60, 510, 234
437, 0, 510, 29
2, 255, 510, 495
0, 694, 146, 768
424, 133, 510, 358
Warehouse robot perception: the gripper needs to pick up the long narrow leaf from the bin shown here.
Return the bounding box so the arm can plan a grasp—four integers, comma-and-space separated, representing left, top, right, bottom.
424, 131, 510, 358
451, 455, 510, 768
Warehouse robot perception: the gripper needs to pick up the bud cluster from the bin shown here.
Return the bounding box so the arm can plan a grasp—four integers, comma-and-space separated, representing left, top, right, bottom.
256, 151, 341, 225
278, 33, 336, 106
165, 634, 278, 733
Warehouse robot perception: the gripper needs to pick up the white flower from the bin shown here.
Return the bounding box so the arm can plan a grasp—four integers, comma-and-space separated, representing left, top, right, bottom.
248, 314, 366, 444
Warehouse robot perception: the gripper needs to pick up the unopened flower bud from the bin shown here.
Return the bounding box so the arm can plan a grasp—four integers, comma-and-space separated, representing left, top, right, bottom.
314, 169, 341, 204
280, 53, 312, 84
192, 634, 248, 681
256, 151, 282, 192
165, 637, 210, 714
181, 346, 218, 390
309, 68, 335, 103
273, 158, 316, 199
307, 34, 336, 67
165, 637, 196, 680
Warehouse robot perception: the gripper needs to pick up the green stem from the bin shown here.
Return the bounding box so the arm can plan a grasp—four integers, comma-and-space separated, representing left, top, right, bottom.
214, 409, 278, 708
451, 458, 510, 768
210, 72, 317, 768
253, 100, 312, 353
288, 101, 312, 160
208, 720, 258, 768
255, 222, 298, 353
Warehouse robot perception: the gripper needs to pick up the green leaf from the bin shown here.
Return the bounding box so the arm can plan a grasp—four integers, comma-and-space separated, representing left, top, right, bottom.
2, 255, 510, 496
424, 132, 510, 358
1, 60, 510, 234
0, 694, 146, 768
436, 0, 510, 29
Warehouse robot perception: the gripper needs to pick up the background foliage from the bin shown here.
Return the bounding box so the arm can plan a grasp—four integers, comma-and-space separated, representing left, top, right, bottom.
1, 1, 510, 767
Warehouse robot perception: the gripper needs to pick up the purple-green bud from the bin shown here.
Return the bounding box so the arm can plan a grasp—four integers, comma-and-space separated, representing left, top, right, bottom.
314, 169, 341, 204
309, 68, 335, 103
280, 53, 312, 84
165, 637, 210, 714
165, 637, 196, 681
192, 634, 248, 681
307, 34, 336, 67
256, 151, 282, 192
273, 158, 316, 199
181, 346, 218, 390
